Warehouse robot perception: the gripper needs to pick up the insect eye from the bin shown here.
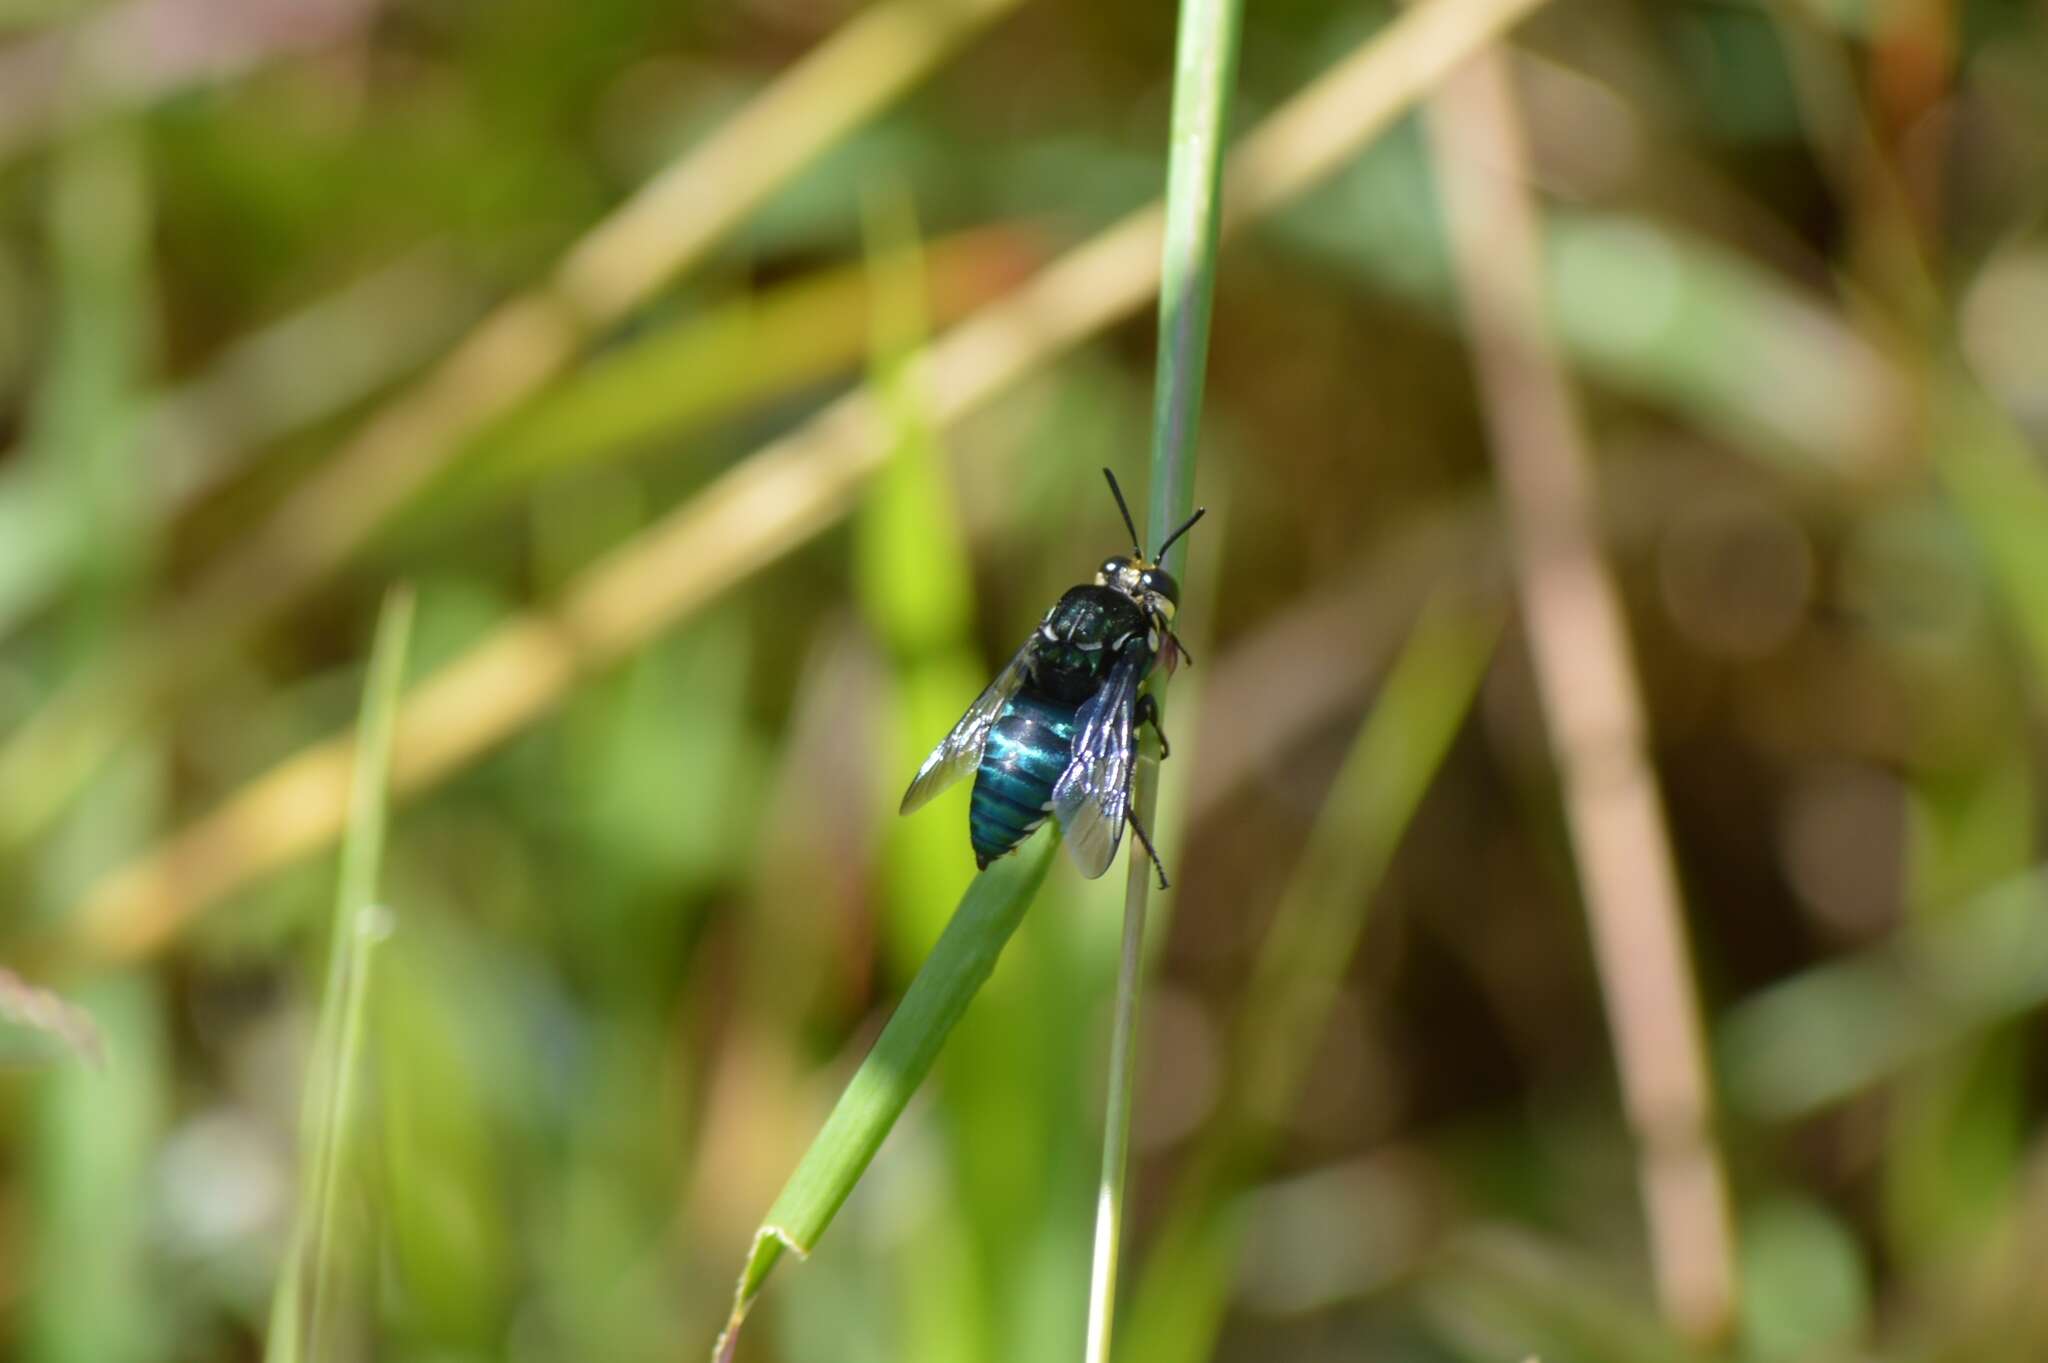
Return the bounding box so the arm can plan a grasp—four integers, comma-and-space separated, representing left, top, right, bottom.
1141, 569, 1180, 606
1099, 556, 1129, 583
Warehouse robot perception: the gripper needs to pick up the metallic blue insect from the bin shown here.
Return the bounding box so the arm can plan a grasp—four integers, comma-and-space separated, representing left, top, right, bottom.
900, 469, 1203, 888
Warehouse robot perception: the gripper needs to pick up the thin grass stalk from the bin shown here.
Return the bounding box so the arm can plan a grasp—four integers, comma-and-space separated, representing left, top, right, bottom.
1085, 775, 1158, 1363
1423, 49, 1736, 1341
70, 0, 1557, 966
1085, 1, 1241, 1359
265, 587, 414, 1363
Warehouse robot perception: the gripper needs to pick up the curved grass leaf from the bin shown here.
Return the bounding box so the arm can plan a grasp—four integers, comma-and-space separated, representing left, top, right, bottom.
714, 833, 1059, 1361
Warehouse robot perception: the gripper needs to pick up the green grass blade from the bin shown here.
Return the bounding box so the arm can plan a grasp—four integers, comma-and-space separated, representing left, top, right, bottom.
857, 192, 1135, 1362
332, 590, 415, 942
1122, 597, 1501, 1363
19, 114, 165, 1363
855, 190, 982, 960
714, 833, 1060, 1362
1089, 1, 1242, 1358
32, 111, 153, 656
852, 186, 1005, 1361
266, 586, 415, 1363
1142, 0, 1241, 565
24, 973, 168, 1363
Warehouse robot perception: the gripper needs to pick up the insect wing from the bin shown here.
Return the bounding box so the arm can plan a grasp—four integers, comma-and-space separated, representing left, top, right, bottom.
899, 638, 1034, 814
1051, 648, 1145, 877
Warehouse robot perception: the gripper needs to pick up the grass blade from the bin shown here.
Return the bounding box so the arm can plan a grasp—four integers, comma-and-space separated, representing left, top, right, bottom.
855, 196, 988, 963
714, 832, 1060, 1361
24, 973, 167, 1363
1142, 0, 1242, 563
1087, 0, 1242, 1358
265, 586, 415, 1363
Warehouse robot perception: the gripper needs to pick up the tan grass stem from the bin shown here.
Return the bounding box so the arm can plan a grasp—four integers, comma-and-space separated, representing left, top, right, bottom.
1423, 45, 1738, 1342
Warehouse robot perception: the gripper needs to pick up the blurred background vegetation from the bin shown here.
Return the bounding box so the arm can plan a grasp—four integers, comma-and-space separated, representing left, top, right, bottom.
3, 0, 2047, 1360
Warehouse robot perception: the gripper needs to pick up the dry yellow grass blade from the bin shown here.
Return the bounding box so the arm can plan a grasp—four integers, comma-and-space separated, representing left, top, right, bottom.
0, 0, 1024, 850
73, 0, 1553, 964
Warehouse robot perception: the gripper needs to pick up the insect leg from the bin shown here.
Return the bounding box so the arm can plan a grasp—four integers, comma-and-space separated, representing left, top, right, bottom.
1133, 692, 1171, 760
1126, 806, 1170, 890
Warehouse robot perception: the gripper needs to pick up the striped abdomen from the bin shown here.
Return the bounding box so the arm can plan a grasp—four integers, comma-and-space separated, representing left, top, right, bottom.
969, 692, 1077, 868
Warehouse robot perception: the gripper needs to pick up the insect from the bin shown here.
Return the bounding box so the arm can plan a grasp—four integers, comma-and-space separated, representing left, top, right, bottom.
900, 469, 1203, 888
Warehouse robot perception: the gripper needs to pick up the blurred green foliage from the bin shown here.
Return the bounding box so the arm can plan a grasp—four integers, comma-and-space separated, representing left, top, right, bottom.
3, 1, 2048, 1361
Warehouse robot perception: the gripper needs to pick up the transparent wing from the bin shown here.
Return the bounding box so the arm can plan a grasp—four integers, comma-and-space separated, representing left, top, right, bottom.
899, 637, 1035, 814
1051, 646, 1146, 878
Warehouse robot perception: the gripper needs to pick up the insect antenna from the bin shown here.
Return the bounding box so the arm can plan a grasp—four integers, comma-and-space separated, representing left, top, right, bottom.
1102, 468, 1143, 557
1154, 505, 1207, 560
